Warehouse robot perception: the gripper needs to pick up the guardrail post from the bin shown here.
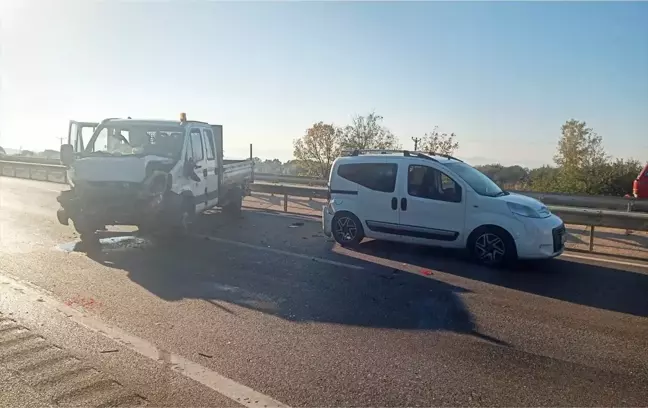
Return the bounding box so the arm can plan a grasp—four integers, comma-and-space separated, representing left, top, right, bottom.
626, 200, 634, 235
588, 226, 595, 251
283, 192, 288, 212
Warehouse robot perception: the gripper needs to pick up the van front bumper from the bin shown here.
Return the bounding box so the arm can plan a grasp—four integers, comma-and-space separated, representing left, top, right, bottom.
322, 205, 333, 237
515, 214, 566, 259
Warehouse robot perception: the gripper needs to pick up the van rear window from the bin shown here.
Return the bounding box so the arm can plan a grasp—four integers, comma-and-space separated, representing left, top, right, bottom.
337, 163, 398, 193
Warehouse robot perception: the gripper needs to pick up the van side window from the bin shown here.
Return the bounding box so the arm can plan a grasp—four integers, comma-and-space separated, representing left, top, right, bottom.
408, 165, 462, 203
189, 129, 204, 161
203, 129, 216, 160
337, 163, 398, 193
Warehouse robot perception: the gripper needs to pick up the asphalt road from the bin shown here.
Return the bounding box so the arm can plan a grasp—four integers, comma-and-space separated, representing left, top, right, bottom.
1, 176, 648, 407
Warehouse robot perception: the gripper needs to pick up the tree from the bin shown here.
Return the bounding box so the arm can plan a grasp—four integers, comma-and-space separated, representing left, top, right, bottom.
420, 126, 459, 155
528, 165, 561, 192
552, 119, 609, 194
554, 119, 607, 170
340, 112, 400, 151
293, 122, 341, 178
475, 164, 529, 189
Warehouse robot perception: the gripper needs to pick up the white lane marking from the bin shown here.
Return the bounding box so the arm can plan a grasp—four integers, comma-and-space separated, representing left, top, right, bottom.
0, 273, 290, 408
192, 234, 364, 271
561, 253, 648, 269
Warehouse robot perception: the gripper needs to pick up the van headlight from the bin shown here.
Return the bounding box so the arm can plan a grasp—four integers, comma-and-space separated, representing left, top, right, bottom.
507, 202, 551, 218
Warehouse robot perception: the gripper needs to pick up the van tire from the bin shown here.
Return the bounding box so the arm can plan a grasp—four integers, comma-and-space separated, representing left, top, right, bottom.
331, 212, 364, 247
467, 226, 517, 268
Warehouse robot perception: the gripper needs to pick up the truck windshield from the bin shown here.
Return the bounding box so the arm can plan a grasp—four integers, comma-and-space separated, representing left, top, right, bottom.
444, 161, 506, 197
83, 124, 185, 159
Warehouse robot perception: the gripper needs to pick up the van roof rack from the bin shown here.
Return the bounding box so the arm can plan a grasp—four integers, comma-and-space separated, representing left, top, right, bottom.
341, 149, 463, 163
341, 149, 438, 162
424, 151, 464, 162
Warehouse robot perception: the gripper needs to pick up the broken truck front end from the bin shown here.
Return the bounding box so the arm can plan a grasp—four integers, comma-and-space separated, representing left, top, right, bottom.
56, 170, 173, 238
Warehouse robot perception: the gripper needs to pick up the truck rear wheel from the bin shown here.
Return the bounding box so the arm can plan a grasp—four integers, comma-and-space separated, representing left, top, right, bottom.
223, 189, 243, 216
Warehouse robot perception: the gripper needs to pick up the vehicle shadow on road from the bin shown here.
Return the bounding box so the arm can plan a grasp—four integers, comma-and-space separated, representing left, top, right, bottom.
79, 224, 506, 345
351, 240, 648, 318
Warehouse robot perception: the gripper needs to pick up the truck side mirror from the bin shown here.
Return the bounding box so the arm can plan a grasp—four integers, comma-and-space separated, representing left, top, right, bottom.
183, 158, 201, 182
60, 144, 75, 166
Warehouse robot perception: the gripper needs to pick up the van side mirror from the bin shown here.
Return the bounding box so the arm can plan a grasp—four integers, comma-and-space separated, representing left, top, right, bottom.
60, 144, 75, 166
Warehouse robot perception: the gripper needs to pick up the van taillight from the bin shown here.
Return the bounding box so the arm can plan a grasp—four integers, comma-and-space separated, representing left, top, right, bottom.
327, 186, 331, 201
633, 179, 639, 197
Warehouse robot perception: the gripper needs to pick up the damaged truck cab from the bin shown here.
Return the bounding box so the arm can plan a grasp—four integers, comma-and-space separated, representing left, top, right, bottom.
56, 115, 253, 241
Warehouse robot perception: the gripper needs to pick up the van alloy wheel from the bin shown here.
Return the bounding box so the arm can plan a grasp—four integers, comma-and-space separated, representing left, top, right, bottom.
335, 216, 358, 242
474, 232, 506, 265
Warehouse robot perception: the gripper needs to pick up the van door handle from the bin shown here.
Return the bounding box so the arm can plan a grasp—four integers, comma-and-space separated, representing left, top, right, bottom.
401, 197, 407, 211
391, 197, 397, 210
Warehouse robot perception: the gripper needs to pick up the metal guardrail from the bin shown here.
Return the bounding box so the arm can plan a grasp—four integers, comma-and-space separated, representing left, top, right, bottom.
254, 172, 648, 213
249, 183, 648, 228
2, 160, 646, 253
3, 161, 644, 212
0, 160, 68, 183
248, 183, 648, 253
255, 173, 328, 187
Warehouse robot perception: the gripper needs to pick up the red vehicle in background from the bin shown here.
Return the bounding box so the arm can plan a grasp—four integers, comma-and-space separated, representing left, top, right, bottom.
634, 163, 648, 198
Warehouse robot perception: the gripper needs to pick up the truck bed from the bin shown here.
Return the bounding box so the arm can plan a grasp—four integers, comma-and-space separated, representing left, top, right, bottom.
222, 159, 253, 187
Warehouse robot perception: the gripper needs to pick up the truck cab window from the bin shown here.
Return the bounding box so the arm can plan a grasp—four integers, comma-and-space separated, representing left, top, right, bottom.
203, 129, 216, 160
93, 128, 108, 152
189, 129, 204, 161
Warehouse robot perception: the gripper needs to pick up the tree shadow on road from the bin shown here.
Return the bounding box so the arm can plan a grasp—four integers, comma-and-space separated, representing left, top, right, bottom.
351, 240, 648, 318
75, 215, 505, 345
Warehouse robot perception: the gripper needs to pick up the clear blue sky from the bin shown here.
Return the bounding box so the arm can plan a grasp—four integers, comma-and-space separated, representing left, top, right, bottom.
2, 1, 647, 167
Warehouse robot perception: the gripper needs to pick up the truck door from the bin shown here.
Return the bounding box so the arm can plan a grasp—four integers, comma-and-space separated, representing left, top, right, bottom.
202, 128, 220, 208
187, 128, 209, 213
211, 125, 224, 191
67, 120, 98, 152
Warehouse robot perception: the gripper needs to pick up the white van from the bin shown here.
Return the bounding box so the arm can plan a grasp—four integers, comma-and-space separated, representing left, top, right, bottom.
322, 150, 566, 267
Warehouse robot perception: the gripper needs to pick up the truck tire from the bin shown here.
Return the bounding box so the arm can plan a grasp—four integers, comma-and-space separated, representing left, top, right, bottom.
178, 204, 195, 235
150, 200, 194, 245
223, 189, 243, 216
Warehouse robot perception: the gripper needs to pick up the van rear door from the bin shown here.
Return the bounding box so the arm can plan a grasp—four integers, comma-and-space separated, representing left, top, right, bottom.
334, 159, 400, 234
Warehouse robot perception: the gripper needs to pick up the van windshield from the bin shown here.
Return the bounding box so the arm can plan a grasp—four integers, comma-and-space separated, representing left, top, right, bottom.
84, 123, 185, 159
444, 161, 506, 197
